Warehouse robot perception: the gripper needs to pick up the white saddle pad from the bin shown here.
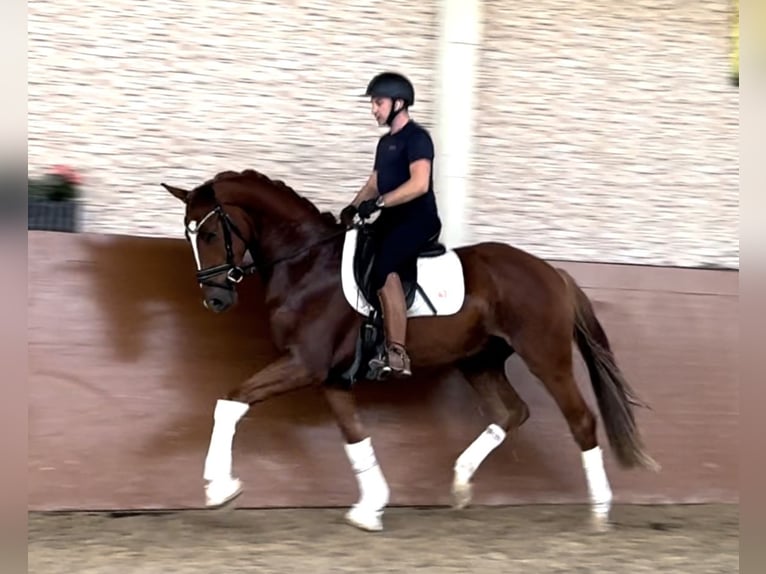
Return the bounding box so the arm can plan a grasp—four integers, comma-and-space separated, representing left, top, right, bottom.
340, 228, 465, 318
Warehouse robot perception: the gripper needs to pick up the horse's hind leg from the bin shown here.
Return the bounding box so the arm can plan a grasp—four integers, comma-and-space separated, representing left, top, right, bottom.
513, 325, 613, 531
322, 383, 390, 532
453, 337, 529, 509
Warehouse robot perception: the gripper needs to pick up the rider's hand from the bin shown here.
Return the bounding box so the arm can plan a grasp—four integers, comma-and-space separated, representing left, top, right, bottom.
339, 204, 358, 227
357, 198, 381, 219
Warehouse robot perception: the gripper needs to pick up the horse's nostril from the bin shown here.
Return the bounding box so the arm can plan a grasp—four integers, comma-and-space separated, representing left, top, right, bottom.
203, 290, 234, 313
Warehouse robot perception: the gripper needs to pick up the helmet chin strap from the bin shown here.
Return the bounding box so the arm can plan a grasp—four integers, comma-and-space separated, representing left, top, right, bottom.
385, 99, 406, 126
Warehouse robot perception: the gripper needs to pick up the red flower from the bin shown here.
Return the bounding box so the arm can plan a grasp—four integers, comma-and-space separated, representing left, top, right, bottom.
50, 164, 82, 186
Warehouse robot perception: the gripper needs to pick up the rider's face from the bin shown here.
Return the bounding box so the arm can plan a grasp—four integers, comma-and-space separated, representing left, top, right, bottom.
371, 97, 396, 126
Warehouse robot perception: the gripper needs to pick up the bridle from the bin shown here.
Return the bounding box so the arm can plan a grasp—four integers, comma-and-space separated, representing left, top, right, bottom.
186, 202, 348, 290
186, 204, 256, 289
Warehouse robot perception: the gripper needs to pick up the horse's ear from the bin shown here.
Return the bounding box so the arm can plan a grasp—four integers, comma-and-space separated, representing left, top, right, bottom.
161, 182, 189, 203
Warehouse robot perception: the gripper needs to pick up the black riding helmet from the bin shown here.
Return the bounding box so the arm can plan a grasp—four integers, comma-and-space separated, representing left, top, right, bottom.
364, 72, 415, 125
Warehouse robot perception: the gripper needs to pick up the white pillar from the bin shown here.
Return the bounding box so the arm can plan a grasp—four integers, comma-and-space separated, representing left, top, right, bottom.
434, 0, 482, 248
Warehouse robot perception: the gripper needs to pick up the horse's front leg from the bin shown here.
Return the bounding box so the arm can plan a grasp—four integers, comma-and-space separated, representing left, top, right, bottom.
322, 384, 390, 532
203, 353, 318, 507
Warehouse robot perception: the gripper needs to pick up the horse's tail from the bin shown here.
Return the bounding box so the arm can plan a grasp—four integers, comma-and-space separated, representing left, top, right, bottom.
559, 269, 660, 471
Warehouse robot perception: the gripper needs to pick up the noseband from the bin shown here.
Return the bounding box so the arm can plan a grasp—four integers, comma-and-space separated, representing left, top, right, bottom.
186, 204, 256, 289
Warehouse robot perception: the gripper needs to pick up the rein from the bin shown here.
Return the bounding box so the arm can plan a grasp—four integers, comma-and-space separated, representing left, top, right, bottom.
265, 227, 348, 269
188, 202, 350, 288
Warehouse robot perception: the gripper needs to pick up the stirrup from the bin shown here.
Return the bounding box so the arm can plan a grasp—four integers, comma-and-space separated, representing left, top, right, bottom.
381, 343, 412, 377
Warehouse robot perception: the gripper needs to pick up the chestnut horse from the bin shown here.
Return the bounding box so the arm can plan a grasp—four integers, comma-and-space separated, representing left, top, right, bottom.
161, 169, 657, 532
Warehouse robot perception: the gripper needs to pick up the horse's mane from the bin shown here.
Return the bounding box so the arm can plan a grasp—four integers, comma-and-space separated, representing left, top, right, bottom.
193, 169, 338, 226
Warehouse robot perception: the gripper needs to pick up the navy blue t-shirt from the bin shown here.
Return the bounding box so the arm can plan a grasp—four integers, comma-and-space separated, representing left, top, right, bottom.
373, 120, 440, 227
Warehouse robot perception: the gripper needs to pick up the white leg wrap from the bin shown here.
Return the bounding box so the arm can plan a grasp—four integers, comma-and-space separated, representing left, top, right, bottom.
454, 423, 506, 484
343, 437, 390, 531
581, 446, 613, 517
203, 399, 250, 482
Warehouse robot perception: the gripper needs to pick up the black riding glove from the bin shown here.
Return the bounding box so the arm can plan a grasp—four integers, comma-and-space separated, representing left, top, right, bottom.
357, 198, 381, 219
339, 204, 358, 227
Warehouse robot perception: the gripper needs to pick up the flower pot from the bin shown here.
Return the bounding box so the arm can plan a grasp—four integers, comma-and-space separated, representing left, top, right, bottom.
28, 198, 79, 232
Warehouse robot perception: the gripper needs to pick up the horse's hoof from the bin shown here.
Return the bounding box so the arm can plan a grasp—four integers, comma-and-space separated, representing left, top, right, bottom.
345, 506, 384, 532
205, 477, 243, 508
590, 512, 612, 533
451, 479, 472, 509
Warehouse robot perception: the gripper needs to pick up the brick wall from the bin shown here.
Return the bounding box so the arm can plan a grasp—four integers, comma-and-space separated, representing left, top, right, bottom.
469, 0, 738, 267
28, 0, 738, 268
28, 1, 440, 235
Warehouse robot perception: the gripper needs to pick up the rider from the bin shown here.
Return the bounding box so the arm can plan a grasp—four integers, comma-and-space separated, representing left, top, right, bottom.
339, 71, 442, 377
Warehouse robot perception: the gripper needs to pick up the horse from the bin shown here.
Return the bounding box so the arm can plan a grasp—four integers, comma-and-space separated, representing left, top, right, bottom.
160, 168, 658, 533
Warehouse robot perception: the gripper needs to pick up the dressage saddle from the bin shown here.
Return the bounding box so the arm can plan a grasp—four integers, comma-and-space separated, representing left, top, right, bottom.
353, 228, 445, 311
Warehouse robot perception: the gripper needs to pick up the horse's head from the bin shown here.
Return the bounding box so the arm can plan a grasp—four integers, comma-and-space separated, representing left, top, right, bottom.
164, 169, 343, 313
162, 180, 255, 313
